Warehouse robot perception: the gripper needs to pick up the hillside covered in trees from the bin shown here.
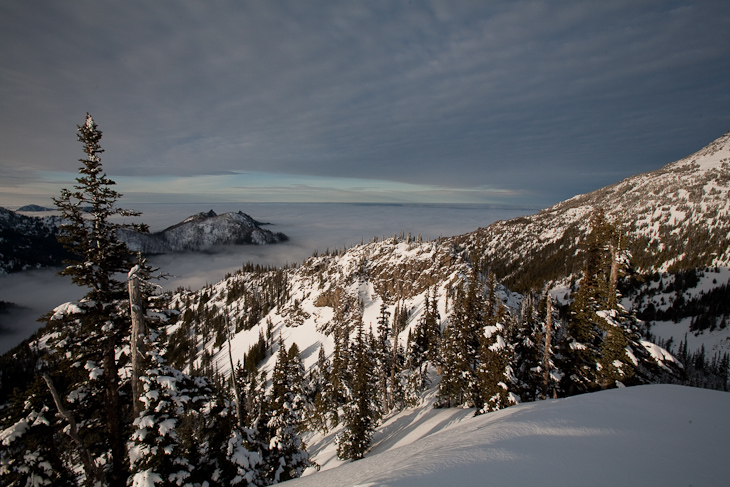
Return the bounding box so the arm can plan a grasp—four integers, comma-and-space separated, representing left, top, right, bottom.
1, 117, 728, 486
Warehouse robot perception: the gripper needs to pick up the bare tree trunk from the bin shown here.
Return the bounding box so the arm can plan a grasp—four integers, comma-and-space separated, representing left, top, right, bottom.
608, 234, 621, 307
128, 267, 146, 419
228, 328, 245, 428
43, 373, 102, 486
542, 289, 553, 400
389, 309, 400, 411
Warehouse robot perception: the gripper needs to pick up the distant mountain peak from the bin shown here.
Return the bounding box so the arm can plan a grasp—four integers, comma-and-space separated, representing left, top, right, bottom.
16, 204, 54, 212
182, 209, 218, 223
0, 208, 68, 273
119, 210, 287, 254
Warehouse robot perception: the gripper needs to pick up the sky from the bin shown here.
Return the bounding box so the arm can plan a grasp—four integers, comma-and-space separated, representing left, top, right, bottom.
1, 1, 729, 208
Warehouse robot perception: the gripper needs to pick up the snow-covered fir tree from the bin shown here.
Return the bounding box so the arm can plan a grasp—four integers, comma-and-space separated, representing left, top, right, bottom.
336, 321, 379, 461
51, 114, 151, 486
374, 302, 393, 411
0, 378, 76, 486
476, 303, 517, 414
306, 344, 331, 433
263, 339, 310, 483
321, 327, 349, 428
509, 292, 545, 402
437, 271, 484, 408
129, 348, 209, 486
563, 209, 618, 393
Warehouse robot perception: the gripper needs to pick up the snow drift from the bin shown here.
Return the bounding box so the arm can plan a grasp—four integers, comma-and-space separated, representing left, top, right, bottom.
289, 384, 730, 487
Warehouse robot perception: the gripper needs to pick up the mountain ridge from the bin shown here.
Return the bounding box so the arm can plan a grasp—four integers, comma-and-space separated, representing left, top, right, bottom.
163, 130, 730, 392
457, 130, 730, 292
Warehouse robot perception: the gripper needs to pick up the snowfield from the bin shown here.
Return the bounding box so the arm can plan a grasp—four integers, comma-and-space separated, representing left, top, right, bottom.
289, 384, 730, 487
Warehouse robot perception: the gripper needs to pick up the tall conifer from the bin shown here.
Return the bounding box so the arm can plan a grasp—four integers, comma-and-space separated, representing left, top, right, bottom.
336, 321, 379, 460
50, 114, 147, 486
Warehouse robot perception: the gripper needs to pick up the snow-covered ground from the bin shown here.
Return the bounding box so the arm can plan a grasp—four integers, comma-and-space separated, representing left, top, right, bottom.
290, 384, 730, 487
624, 267, 730, 355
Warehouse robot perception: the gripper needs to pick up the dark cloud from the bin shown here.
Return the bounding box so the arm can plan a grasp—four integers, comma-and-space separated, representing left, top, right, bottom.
1, 1, 729, 207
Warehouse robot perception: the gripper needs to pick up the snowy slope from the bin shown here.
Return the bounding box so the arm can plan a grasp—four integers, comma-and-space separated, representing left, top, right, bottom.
288, 384, 730, 487
623, 267, 730, 356
462, 130, 730, 291
172, 236, 524, 379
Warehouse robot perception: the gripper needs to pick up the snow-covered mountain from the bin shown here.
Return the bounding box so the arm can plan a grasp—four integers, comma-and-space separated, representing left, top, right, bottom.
175, 236, 484, 375
118, 210, 288, 253
160, 131, 730, 410
462, 130, 730, 293
0, 208, 288, 272
0, 207, 67, 274
173, 133, 730, 376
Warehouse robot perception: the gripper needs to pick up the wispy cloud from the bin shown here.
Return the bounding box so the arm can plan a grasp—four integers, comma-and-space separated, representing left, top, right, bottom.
106, 171, 528, 205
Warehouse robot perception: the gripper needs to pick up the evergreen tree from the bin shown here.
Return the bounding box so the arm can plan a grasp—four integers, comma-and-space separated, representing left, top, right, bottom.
376, 301, 391, 347
423, 288, 442, 367
410, 290, 440, 372
49, 114, 148, 486
53, 113, 147, 304
374, 302, 394, 410
286, 343, 308, 421
0, 378, 76, 486
564, 209, 614, 394
128, 353, 199, 486
127, 314, 254, 487
511, 293, 548, 402
563, 209, 644, 393
307, 344, 331, 433
476, 298, 517, 414
244, 368, 275, 487
336, 321, 379, 461
435, 324, 463, 407
323, 328, 349, 427
264, 339, 310, 483
226, 424, 263, 486
437, 272, 483, 408
594, 309, 636, 388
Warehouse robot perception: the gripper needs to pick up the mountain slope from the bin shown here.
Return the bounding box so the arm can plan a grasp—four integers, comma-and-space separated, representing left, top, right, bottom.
170, 230, 679, 393
462, 130, 730, 292
152, 133, 730, 427
289, 384, 730, 487
118, 210, 288, 253
0, 208, 68, 274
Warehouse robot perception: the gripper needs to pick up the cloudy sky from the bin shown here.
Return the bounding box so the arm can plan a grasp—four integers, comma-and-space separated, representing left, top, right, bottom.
1, 1, 729, 209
